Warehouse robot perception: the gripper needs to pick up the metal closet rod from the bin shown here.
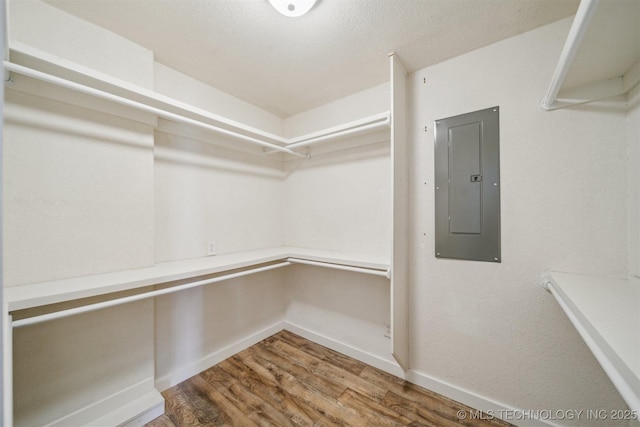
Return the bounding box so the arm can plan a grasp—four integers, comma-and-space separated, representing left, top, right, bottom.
11, 261, 292, 328
3, 61, 305, 158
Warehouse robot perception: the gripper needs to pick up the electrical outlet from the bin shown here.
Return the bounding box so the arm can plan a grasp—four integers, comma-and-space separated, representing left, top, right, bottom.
206, 241, 217, 256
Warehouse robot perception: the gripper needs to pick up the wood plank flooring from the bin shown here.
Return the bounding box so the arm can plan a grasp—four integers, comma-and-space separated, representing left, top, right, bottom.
146, 331, 513, 427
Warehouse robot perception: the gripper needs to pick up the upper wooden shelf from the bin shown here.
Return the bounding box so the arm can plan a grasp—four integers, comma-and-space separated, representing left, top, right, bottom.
5, 247, 390, 311
542, 271, 639, 412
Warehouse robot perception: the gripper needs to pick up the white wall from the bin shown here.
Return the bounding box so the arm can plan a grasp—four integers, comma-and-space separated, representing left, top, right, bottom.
285, 265, 392, 365
152, 63, 290, 263
5, 2, 158, 425
154, 270, 287, 389
3, 90, 155, 286
281, 83, 393, 370
152, 65, 289, 389
284, 143, 391, 257
407, 17, 631, 425
154, 131, 285, 262
13, 300, 154, 427
627, 83, 640, 278
283, 82, 389, 137
6, 0, 156, 286
9, 0, 153, 88
154, 63, 283, 135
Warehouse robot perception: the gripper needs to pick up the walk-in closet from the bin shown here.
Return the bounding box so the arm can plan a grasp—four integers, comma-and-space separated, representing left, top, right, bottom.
1, 0, 638, 426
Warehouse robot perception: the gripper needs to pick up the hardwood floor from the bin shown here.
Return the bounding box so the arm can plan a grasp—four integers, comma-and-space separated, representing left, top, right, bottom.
146, 331, 512, 426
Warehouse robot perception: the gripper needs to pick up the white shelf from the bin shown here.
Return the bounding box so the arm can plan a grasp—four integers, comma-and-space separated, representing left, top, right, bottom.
542, 271, 640, 412
284, 112, 390, 151
541, 0, 639, 110
6, 43, 390, 158
8, 42, 287, 145
5, 247, 390, 312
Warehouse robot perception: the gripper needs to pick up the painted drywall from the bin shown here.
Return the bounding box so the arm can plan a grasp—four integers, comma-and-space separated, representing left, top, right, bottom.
154, 62, 283, 136
5, 0, 156, 287
407, 17, 631, 426
154, 131, 285, 262
152, 65, 289, 390
284, 143, 391, 257
628, 83, 640, 278
285, 264, 393, 367
282, 83, 393, 371
3, 89, 155, 286
283, 82, 389, 137
154, 270, 287, 389
4, 2, 158, 425
13, 300, 154, 427
9, 0, 153, 88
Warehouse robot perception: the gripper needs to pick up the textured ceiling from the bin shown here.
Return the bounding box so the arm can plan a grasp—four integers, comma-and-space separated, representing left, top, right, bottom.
44, 0, 579, 118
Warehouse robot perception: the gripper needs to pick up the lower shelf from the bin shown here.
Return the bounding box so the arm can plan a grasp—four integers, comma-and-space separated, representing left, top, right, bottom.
6, 247, 392, 427
541, 271, 640, 412
5, 246, 390, 312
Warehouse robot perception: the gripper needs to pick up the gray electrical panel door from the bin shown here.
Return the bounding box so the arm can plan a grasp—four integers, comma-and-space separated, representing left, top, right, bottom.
434, 106, 500, 262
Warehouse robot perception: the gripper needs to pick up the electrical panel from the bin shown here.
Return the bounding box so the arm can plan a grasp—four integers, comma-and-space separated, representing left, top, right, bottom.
434, 106, 500, 262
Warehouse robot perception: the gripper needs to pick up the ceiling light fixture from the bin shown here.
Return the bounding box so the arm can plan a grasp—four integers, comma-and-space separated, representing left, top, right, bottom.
268, 0, 317, 17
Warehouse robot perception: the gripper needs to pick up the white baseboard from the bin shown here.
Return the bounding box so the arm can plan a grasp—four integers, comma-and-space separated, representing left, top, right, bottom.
119, 393, 165, 427
153, 322, 553, 427
155, 321, 286, 391
283, 321, 405, 378
283, 323, 554, 427
405, 369, 555, 427
97, 389, 164, 427
46, 378, 164, 427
